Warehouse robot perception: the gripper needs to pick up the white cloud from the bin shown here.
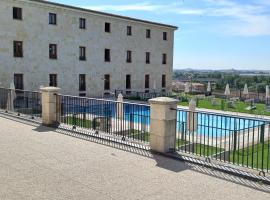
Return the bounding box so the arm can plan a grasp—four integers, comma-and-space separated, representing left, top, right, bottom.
84, 2, 162, 12
82, 0, 270, 36
83, 2, 204, 16
202, 0, 270, 36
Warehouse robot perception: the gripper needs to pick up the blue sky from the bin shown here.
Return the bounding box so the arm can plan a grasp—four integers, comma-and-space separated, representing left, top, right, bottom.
52, 0, 270, 70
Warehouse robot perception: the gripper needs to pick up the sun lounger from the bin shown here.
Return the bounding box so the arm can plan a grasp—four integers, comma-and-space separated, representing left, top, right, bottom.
245, 105, 256, 111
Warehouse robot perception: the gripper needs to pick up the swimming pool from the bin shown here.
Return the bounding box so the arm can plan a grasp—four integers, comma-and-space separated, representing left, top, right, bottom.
176, 111, 264, 137
62, 101, 265, 137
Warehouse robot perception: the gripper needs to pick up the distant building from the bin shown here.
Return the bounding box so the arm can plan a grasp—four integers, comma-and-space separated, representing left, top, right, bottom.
172, 81, 205, 93
0, 0, 177, 97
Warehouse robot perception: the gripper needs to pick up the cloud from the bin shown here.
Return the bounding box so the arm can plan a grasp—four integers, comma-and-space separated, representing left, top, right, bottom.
84, 2, 162, 12
82, 0, 270, 36
83, 2, 204, 16
202, 0, 270, 36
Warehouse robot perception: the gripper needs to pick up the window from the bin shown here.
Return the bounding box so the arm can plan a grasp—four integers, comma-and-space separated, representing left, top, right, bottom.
104, 49, 111, 62
146, 52, 150, 64
162, 53, 167, 64
79, 46, 86, 61
146, 29, 151, 38
79, 74, 86, 91
126, 75, 131, 90
49, 74, 57, 87
14, 74, 23, 90
163, 32, 168, 41
127, 26, 132, 36
126, 50, 132, 63
13, 7, 22, 20
13, 41, 23, 57
104, 74, 110, 90
49, 13, 57, 25
79, 93, 86, 97
79, 18, 86, 29
162, 74, 166, 88
145, 74, 150, 89
105, 22, 111, 33
49, 44, 57, 59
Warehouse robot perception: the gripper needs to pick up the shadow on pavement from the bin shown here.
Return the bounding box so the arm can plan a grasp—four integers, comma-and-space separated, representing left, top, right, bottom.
1, 113, 270, 194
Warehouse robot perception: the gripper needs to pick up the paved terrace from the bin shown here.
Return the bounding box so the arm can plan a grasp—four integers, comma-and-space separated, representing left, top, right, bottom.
0, 114, 270, 200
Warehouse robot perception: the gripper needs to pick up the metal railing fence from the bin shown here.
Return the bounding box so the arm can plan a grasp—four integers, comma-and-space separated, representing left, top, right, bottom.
0, 87, 42, 119
56, 94, 150, 144
176, 108, 270, 173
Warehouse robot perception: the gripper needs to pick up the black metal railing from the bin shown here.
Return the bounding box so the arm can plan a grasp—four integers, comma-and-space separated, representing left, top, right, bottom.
175, 108, 270, 173
0, 87, 42, 119
57, 94, 150, 144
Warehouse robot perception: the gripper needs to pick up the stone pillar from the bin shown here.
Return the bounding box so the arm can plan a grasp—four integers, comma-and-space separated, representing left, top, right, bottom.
187, 98, 198, 132
40, 87, 61, 126
116, 93, 124, 119
149, 97, 178, 153
116, 93, 124, 133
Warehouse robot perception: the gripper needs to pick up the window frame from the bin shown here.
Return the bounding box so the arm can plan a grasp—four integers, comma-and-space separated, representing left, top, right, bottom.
146, 52, 150, 64
163, 32, 168, 41
79, 18, 86, 29
49, 44, 57, 59
127, 26, 132, 36
13, 41, 23, 57
49, 74, 57, 87
14, 74, 24, 90
126, 50, 132, 63
49, 13, 57, 25
104, 74, 110, 90
105, 22, 111, 33
146, 29, 151, 38
79, 74, 86, 91
79, 46, 86, 61
104, 49, 111, 62
13, 7, 22, 20
162, 74, 166, 88
162, 53, 167, 65
145, 74, 150, 89
126, 74, 131, 90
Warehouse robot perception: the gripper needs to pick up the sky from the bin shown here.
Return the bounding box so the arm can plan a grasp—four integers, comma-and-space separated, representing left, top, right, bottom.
51, 0, 270, 70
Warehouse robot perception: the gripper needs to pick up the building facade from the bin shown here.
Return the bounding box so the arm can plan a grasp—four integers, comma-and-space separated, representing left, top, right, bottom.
0, 0, 177, 97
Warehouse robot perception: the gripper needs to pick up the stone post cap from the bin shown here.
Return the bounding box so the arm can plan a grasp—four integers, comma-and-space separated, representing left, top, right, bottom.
117, 93, 124, 102
149, 97, 178, 105
40, 87, 61, 92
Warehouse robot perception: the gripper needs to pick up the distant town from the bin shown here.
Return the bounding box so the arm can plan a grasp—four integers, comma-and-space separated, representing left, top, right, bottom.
173, 68, 270, 94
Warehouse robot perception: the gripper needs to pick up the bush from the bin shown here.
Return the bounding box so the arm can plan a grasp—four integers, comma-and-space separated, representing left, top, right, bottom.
181, 96, 189, 102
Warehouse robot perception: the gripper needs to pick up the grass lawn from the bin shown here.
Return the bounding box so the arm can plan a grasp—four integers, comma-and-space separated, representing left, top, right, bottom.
229, 140, 270, 170
64, 116, 97, 129
178, 97, 270, 116
125, 130, 150, 142
177, 141, 224, 157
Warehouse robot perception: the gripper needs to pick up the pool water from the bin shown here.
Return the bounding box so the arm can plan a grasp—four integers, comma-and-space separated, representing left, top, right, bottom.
63, 102, 264, 137
176, 112, 264, 137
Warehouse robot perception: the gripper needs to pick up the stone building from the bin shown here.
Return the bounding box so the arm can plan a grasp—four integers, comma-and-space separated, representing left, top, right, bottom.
0, 0, 177, 97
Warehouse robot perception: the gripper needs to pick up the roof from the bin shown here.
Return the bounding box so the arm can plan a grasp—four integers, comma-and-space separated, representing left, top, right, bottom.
29, 0, 178, 30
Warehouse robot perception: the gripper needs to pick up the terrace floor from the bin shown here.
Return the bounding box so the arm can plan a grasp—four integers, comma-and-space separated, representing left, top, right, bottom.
0, 114, 270, 200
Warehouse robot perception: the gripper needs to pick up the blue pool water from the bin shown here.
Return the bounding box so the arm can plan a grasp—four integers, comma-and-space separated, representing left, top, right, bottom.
63, 102, 264, 137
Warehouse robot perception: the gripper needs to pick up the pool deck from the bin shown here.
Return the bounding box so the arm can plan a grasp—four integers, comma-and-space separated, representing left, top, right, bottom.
1, 114, 270, 199
177, 105, 270, 120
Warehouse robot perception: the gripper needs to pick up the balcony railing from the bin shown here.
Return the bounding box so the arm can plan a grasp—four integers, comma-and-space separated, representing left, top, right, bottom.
176, 108, 270, 173
56, 94, 150, 144
0, 87, 42, 119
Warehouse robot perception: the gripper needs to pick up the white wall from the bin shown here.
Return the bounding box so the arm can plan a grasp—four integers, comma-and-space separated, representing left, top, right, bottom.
0, 0, 176, 97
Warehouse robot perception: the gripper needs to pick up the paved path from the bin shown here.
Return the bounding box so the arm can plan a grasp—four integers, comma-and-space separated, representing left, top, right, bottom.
0, 115, 270, 200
